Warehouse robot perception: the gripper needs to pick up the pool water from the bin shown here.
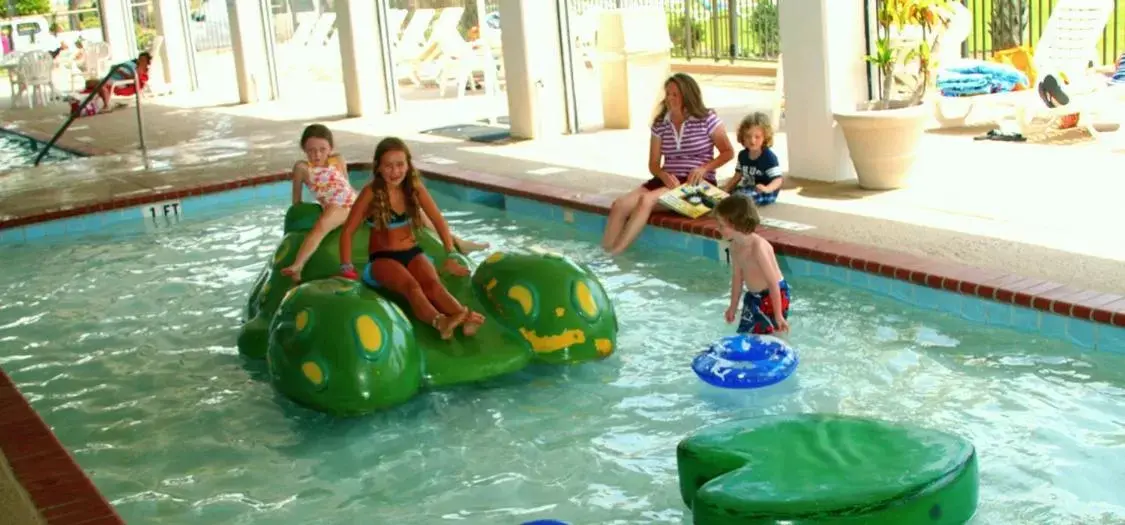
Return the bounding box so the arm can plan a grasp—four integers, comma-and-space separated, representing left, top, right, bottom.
2, 194, 1125, 524
0, 132, 75, 171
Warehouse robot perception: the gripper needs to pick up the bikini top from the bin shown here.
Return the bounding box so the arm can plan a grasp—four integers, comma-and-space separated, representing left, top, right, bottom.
365, 208, 410, 230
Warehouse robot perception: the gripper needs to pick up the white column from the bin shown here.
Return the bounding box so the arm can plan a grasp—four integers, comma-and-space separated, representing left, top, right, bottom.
152, 0, 192, 91
336, 0, 391, 116
777, 0, 869, 182
227, 0, 273, 104
498, 0, 569, 139
99, 0, 134, 62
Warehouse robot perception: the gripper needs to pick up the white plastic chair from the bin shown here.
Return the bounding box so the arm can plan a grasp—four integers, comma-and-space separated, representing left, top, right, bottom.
935, 0, 1113, 134
15, 50, 55, 108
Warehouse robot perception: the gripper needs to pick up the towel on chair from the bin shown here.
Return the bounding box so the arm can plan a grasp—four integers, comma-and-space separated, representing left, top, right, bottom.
937, 61, 1029, 96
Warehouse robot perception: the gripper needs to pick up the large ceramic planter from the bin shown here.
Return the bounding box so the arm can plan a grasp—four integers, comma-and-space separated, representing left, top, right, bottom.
833, 100, 930, 190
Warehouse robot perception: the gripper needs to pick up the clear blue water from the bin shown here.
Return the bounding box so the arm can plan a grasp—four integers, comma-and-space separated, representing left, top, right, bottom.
0, 132, 75, 170
1, 193, 1124, 524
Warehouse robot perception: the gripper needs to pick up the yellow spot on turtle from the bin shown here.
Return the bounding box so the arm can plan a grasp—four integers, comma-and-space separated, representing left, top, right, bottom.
261, 282, 271, 296
485, 278, 498, 292
485, 252, 506, 264
555, 307, 565, 317
295, 310, 310, 331
519, 327, 586, 353
574, 281, 599, 318
273, 239, 291, 264
302, 361, 324, 385
355, 315, 383, 353
595, 338, 614, 357
509, 285, 534, 315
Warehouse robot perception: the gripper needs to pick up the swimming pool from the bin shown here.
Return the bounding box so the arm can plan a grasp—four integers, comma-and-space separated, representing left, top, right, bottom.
1, 190, 1124, 524
0, 131, 77, 171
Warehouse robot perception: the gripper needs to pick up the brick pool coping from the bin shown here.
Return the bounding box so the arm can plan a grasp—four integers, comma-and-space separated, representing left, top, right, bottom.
0, 156, 1124, 524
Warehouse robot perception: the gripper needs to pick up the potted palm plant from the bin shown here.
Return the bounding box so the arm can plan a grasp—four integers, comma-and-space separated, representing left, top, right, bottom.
833, 0, 951, 190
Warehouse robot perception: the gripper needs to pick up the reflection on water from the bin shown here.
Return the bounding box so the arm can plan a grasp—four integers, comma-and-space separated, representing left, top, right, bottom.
0, 196, 1123, 524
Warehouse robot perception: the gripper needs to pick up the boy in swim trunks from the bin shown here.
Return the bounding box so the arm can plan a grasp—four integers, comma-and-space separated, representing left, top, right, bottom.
714, 194, 790, 335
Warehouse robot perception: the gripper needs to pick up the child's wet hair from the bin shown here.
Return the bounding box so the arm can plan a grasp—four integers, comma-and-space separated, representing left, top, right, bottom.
714, 194, 761, 234
737, 112, 774, 149
300, 124, 334, 148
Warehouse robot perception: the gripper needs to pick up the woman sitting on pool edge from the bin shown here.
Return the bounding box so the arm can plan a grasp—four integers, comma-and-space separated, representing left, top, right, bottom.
338, 137, 485, 340
601, 73, 734, 255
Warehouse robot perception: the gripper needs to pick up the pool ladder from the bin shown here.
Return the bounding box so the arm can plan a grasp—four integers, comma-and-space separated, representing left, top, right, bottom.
33, 64, 147, 166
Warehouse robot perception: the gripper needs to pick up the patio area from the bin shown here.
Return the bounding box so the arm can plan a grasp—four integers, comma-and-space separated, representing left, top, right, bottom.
1, 70, 1124, 295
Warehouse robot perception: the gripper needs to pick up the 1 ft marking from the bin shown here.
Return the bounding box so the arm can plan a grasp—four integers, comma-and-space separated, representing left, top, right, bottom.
141, 200, 183, 227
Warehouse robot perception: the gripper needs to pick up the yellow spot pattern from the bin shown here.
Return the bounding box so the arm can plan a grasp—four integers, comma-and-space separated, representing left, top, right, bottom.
595, 338, 614, 357
355, 315, 383, 353
519, 327, 586, 353
508, 286, 535, 316
485, 252, 506, 264
273, 239, 290, 264
296, 310, 310, 331
261, 282, 271, 297
555, 307, 565, 317
302, 361, 324, 385
282, 287, 299, 306
574, 281, 599, 319
486, 278, 498, 292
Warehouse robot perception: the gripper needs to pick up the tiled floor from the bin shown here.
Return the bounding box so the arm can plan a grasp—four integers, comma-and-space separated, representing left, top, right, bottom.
2, 85, 1124, 294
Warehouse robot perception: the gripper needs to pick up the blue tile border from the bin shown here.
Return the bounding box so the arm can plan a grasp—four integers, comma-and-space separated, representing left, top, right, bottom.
1, 169, 1122, 354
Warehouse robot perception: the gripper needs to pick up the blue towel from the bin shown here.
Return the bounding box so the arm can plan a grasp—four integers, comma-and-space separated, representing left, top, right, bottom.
936, 71, 993, 96
1112, 52, 1125, 84
937, 61, 1029, 96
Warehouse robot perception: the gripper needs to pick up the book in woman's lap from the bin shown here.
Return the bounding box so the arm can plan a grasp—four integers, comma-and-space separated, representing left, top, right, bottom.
658, 182, 729, 219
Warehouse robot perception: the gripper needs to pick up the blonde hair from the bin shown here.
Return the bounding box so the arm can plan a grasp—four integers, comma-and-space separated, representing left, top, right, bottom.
737, 112, 774, 149
653, 73, 711, 125
367, 137, 424, 230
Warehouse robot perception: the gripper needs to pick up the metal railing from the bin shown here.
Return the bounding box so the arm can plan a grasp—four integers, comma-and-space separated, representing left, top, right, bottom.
34, 64, 146, 166
962, 0, 1123, 66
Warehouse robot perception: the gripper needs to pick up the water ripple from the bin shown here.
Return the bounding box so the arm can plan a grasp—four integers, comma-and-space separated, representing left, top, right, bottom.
0, 198, 1122, 524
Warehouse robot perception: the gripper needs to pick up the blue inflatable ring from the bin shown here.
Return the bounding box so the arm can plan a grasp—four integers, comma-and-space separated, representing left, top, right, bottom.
691, 334, 798, 389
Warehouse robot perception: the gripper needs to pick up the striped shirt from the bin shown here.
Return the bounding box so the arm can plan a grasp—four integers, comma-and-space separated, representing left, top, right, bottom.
652, 110, 722, 182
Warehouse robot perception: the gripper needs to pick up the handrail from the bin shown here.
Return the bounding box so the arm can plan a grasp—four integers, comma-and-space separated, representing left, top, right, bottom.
33, 63, 147, 166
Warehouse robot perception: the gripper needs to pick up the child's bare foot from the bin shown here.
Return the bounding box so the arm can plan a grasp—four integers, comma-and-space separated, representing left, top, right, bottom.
280, 265, 303, 283
434, 309, 468, 340
461, 310, 485, 337
455, 238, 490, 254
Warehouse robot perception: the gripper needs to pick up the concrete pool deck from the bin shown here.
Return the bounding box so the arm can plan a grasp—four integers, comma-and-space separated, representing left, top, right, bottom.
1, 90, 1124, 523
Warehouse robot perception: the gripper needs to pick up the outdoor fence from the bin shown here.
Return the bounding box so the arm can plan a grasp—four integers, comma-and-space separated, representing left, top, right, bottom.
963, 0, 1124, 66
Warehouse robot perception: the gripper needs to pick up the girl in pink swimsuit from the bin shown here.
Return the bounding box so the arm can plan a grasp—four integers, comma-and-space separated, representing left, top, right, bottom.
281, 124, 358, 282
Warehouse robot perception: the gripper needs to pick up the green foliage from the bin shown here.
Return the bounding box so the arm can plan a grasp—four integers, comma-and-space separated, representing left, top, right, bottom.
865, 0, 951, 107
13, 0, 52, 16
667, 15, 705, 54
989, 0, 1027, 51
748, 0, 779, 59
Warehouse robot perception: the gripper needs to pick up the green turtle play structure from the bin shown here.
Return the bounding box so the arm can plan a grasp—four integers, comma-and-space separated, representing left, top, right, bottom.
238, 203, 619, 416
677, 414, 979, 524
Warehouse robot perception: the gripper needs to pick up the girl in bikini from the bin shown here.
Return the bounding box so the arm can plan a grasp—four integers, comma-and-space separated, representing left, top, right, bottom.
282, 124, 357, 282
338, 137, 485, 340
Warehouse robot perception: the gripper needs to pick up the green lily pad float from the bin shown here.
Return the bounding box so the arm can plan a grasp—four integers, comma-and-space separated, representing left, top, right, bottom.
677, 413, 979, 524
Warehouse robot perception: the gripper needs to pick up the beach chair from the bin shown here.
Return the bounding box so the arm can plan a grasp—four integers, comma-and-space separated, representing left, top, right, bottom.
392, 8, 436, 83
934, 0, 1113, 136
400, 7, 464, 86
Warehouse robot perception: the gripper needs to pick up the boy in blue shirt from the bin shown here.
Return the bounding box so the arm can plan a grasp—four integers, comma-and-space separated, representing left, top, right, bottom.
721, 112, 783, 206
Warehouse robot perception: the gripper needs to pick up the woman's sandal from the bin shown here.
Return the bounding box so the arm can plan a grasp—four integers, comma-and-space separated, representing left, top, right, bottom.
432, 309, 469, 340
461, 310, 486, 337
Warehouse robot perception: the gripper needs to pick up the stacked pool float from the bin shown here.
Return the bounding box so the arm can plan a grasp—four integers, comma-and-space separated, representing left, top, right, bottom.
676, 413, 979, 524
237, 203, 619, 416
